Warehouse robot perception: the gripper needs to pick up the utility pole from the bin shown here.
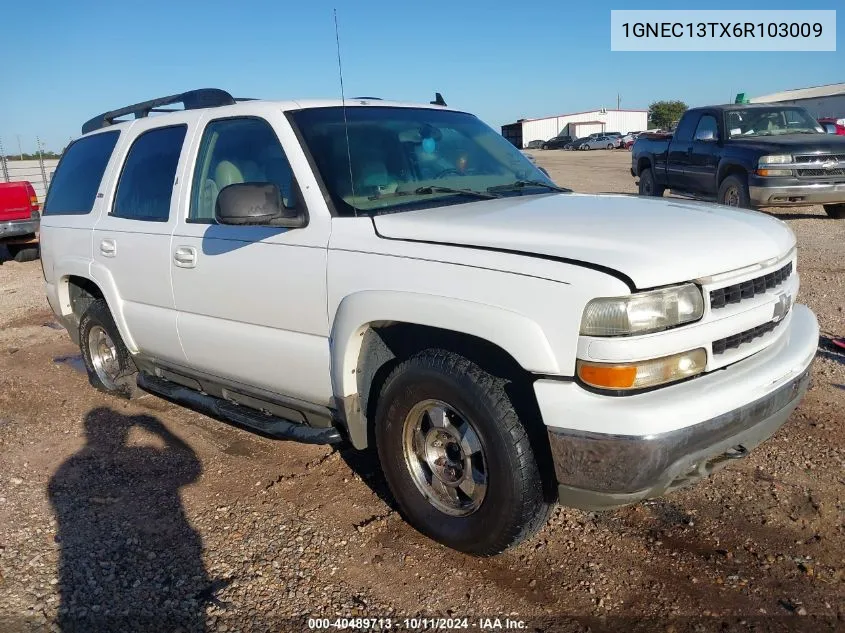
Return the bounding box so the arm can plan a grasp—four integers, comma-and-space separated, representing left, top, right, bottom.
16, 135, 23, 160
0, 138, 9, 182
36, 137, 48, 187
617, 93, 621, 110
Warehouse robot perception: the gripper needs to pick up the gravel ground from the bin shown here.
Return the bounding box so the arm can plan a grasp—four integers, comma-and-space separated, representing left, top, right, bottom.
0, 152, 843, 633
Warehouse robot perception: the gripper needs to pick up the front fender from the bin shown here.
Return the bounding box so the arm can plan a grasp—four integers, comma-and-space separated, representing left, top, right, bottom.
331, 290, 559, 397
330, 290, 560, 448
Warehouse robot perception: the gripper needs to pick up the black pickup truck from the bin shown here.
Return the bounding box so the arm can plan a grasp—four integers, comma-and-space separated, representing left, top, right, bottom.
631, 104, 845, 219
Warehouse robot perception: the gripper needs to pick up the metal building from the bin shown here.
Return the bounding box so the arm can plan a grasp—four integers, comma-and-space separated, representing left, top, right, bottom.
749, 82, 845, 119
502, 108, 648, 148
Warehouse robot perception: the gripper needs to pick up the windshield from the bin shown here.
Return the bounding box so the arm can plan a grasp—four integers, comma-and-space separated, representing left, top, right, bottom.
290, 107, 557, 216
725, 107, 825, 138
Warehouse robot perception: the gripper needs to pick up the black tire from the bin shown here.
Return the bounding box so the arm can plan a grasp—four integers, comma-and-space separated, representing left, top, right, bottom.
718, 174, 751, 208
823, 203, 845, 219
375, 349, 550, 556
79, 299, 141, 399
606, 143, 614, 150
638, 168, 665, 197
541, 144, 549, 150
6, 244, 40, 262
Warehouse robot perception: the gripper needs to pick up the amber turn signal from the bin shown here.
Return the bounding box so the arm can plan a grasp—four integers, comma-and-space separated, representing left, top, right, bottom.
577, 348, 707, 391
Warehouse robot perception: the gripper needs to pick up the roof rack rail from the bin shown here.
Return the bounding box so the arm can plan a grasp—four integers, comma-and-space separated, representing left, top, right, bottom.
81, 88, 237, 134
352, 96, 382, 100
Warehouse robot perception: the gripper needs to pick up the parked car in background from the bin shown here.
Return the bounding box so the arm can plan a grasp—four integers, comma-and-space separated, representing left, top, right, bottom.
579, 135, 617, 150
631, 103, 845, 219
524, 139, 545, 149
542, 135, 575, 150
0, 181, 40, 262
41, 88, 818, 555
818, 117, 845, 135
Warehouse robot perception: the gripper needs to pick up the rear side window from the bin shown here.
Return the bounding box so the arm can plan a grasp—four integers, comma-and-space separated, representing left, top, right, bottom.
43, 131, 119, 215
113, 125, 187, 222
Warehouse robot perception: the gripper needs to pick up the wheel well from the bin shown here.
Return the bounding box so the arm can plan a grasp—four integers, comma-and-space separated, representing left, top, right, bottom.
718, 164, 748, 187
354, 322, 557, 501
67, 276, 104, 317
636, 157, 651, 176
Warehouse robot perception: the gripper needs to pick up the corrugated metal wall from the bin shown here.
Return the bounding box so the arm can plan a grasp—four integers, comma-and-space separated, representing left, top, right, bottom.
520, 110, 648, 146
751, 95, 845, 120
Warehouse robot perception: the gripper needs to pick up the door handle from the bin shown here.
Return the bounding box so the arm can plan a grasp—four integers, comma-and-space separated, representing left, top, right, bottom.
100, 239, 116, 257
173, 246, 197, 269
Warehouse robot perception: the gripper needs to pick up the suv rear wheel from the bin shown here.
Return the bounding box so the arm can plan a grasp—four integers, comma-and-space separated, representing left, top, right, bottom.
375, 349, 550, 556
79, 299, 141, 399
823, 203, 845, 219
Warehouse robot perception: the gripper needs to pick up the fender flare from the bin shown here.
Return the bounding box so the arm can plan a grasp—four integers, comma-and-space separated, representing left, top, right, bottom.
86, 260, 138, 352
330, 290, 560, 448
716, 159, 750, 185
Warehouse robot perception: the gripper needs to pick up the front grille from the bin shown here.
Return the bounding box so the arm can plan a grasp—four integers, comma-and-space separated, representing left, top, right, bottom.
796, 168, 845, 177
795, 153, 845, 163
712, 318, 784, 355
795, 154, 845, 178
709, 261, 792, 309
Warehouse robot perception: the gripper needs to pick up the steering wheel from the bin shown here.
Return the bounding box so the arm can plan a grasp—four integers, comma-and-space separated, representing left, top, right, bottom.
435, 168, 462, 179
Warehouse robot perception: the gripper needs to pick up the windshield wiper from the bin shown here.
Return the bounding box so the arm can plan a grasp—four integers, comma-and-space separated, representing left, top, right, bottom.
413, 186, 499, 200
487, 180, 572, 194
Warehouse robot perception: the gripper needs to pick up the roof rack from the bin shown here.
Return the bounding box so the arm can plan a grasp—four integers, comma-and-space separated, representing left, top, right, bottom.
81, 88, 239, 135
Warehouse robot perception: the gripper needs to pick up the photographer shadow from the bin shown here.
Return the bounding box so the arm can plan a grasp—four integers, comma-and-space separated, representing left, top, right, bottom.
48, 407, 210, 632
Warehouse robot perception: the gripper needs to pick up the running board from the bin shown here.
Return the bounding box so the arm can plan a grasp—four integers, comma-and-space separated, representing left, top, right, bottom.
137, 373, 344, 445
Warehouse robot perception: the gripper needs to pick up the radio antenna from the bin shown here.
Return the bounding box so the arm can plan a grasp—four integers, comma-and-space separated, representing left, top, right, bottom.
334, 8, 356, 213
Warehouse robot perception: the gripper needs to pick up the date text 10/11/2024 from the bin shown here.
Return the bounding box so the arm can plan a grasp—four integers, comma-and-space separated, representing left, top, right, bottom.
307, 617, 527, 630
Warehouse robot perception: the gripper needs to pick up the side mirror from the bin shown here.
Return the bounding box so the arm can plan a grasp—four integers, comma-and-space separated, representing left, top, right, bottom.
216, 182, 306, 228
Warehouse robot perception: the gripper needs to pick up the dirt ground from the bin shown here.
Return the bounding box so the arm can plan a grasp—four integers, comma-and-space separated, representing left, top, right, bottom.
0, 150, 843, 633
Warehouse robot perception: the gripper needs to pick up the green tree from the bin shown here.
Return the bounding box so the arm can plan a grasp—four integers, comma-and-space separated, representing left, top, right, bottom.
648, 100, 688, 130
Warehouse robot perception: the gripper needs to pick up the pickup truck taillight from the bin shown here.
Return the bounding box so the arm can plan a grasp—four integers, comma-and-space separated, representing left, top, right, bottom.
30, 194, 40, 213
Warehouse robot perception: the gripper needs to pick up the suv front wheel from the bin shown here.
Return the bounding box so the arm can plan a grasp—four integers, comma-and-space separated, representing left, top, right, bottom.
79, 299, 141, 399
375, 349, 550, 555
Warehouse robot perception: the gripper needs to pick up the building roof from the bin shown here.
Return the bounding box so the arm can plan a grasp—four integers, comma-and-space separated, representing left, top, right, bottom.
750, 82, 845, 103
506, 108, 648, 126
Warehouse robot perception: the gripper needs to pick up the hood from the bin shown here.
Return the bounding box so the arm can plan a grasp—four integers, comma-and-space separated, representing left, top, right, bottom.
372, 193, 795, 289
728, 133, 845, 154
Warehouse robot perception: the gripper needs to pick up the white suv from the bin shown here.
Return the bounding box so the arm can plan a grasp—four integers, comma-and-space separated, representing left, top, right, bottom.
40, 89, 818, 555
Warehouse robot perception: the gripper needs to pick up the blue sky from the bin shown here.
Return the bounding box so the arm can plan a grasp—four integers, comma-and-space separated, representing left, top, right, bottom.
0, 0, 841, 153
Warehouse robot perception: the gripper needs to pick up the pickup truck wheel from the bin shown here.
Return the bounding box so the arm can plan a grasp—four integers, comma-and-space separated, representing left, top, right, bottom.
375, 349, 549, 555
823, 204, 845, 219
6, 244, 39, 262
79, 299, 140, 399
718, 175, 750, 208
638, 168, 665, 197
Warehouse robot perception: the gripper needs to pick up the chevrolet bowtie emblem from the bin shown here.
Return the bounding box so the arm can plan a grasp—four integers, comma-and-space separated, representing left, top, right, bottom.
772, 293, 791, 323
822, 158, 840, 169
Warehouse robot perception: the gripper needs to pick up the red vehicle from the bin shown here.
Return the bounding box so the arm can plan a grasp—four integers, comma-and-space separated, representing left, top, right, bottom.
818, 117, 845, 135
0, 181, 41, 262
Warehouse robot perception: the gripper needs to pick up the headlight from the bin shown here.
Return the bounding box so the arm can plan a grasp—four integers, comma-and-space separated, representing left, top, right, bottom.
580, 284, 704, 336
577, 348, 707, 391
758, 155, 792, 165
757, 155, 793, 177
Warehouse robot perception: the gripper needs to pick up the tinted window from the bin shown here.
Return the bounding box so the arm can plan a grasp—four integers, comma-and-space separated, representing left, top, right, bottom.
190, 117, 295, 222
291, 106, 550, 217
673, 112, 697, 142
43, 131, 119, 215
694, 115, 719, 140
113, 125, 186, 222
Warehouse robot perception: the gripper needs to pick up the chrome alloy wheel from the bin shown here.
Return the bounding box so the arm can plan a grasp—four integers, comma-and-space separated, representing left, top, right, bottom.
88, 325, 120, 390
401, 399, 488, 516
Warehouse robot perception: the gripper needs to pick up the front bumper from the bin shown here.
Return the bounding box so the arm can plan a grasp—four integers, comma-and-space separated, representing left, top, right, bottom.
749, 176, 845, 207
0, 219, 39, 240
539, 304, 818, 510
